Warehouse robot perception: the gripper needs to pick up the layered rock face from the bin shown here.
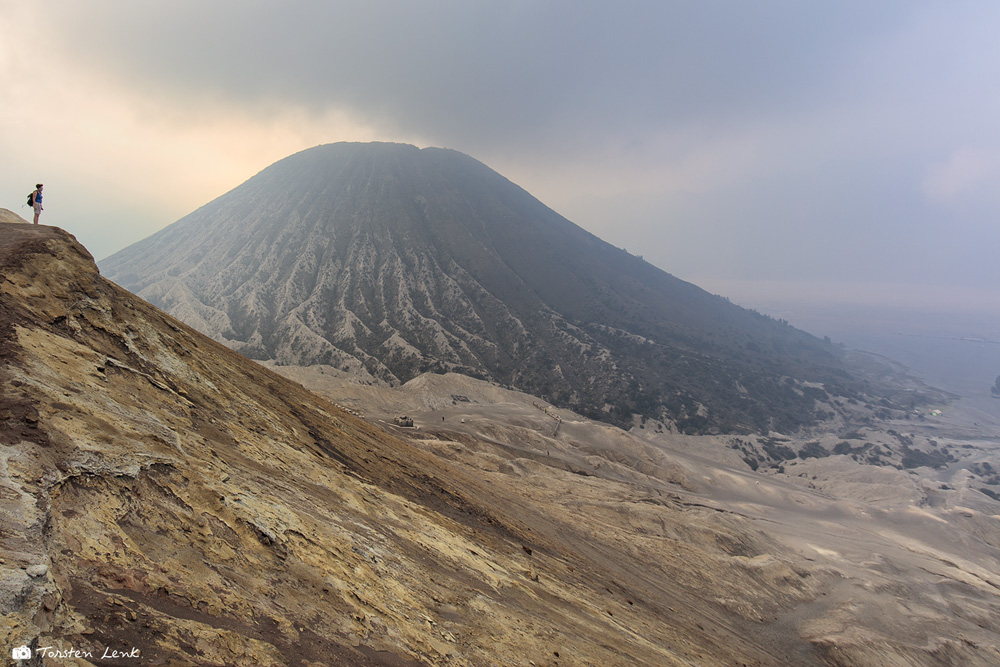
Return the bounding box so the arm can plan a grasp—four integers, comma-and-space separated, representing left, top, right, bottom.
3, 223, 835, 665
5, 224, 1000, 665
102, 142, 871, 433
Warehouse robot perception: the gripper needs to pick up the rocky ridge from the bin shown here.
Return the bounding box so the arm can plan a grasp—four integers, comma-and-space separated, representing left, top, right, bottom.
3, 222, 1000, 665
0, 224, 834, 665
0, 208, 29, 225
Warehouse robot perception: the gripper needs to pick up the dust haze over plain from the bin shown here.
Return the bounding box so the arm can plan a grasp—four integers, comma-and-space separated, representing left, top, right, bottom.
2, 2, 999, 363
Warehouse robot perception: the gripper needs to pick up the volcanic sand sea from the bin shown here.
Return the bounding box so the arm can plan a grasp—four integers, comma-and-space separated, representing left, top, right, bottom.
270, 365, 1000, 664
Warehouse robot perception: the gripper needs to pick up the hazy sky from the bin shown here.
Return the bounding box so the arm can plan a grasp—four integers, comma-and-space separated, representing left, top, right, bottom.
3, 1, 1000, 326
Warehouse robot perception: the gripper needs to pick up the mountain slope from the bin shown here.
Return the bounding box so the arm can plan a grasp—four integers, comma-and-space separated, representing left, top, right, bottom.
0, 222, 783, 665
104, 142, 881, 432
5, 223, 1000, 665
0, 208, 29, 224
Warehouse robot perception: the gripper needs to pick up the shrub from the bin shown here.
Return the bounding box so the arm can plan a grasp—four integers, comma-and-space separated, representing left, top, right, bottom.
798, 442, 829, 460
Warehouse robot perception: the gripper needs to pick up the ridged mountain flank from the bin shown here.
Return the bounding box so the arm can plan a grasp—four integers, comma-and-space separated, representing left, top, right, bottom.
104, 142, 866, 433
14, 224, 998, 666
9, 223, 813, 665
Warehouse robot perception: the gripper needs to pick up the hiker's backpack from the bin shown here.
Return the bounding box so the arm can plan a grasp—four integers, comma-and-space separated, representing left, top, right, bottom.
26, 192, 34, 207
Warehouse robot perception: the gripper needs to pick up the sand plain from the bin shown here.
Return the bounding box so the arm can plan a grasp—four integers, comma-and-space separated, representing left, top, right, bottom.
272, 365, 1000, 665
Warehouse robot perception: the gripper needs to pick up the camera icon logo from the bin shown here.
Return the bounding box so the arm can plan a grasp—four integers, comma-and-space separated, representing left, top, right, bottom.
12, 645, 32, 660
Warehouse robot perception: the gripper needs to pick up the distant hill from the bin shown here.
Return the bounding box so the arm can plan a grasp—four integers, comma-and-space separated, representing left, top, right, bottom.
104, 142, 890, 433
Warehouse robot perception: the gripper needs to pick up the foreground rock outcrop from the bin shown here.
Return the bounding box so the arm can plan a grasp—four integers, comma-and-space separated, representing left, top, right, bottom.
0, 225, 801, 665
4, 223, 1000, 666
0, 208, 29, 225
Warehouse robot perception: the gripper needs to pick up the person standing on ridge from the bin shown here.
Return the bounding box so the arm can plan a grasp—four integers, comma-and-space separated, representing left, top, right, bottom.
31, 183, 43, 224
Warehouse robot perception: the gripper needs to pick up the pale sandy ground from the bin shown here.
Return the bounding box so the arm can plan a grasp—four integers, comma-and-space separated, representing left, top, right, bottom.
0, 207, 30, 224
272, 364, 1000, 665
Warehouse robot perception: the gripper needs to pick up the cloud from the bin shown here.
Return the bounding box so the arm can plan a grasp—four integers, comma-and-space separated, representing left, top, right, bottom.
923, 148, 1000, 201
3, 0, 1000, 316
33, 2, 915, 154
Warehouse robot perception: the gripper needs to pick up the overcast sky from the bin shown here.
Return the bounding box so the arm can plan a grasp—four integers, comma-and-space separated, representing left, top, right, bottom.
3, 1, 1000, 330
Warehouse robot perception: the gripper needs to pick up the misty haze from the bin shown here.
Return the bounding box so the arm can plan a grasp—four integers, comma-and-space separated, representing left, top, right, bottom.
3, 3, 1000, 666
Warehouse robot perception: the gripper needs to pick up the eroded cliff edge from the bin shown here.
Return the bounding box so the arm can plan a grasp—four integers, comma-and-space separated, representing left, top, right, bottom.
0, 225, 801, 665
3, 223, 1000, 666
